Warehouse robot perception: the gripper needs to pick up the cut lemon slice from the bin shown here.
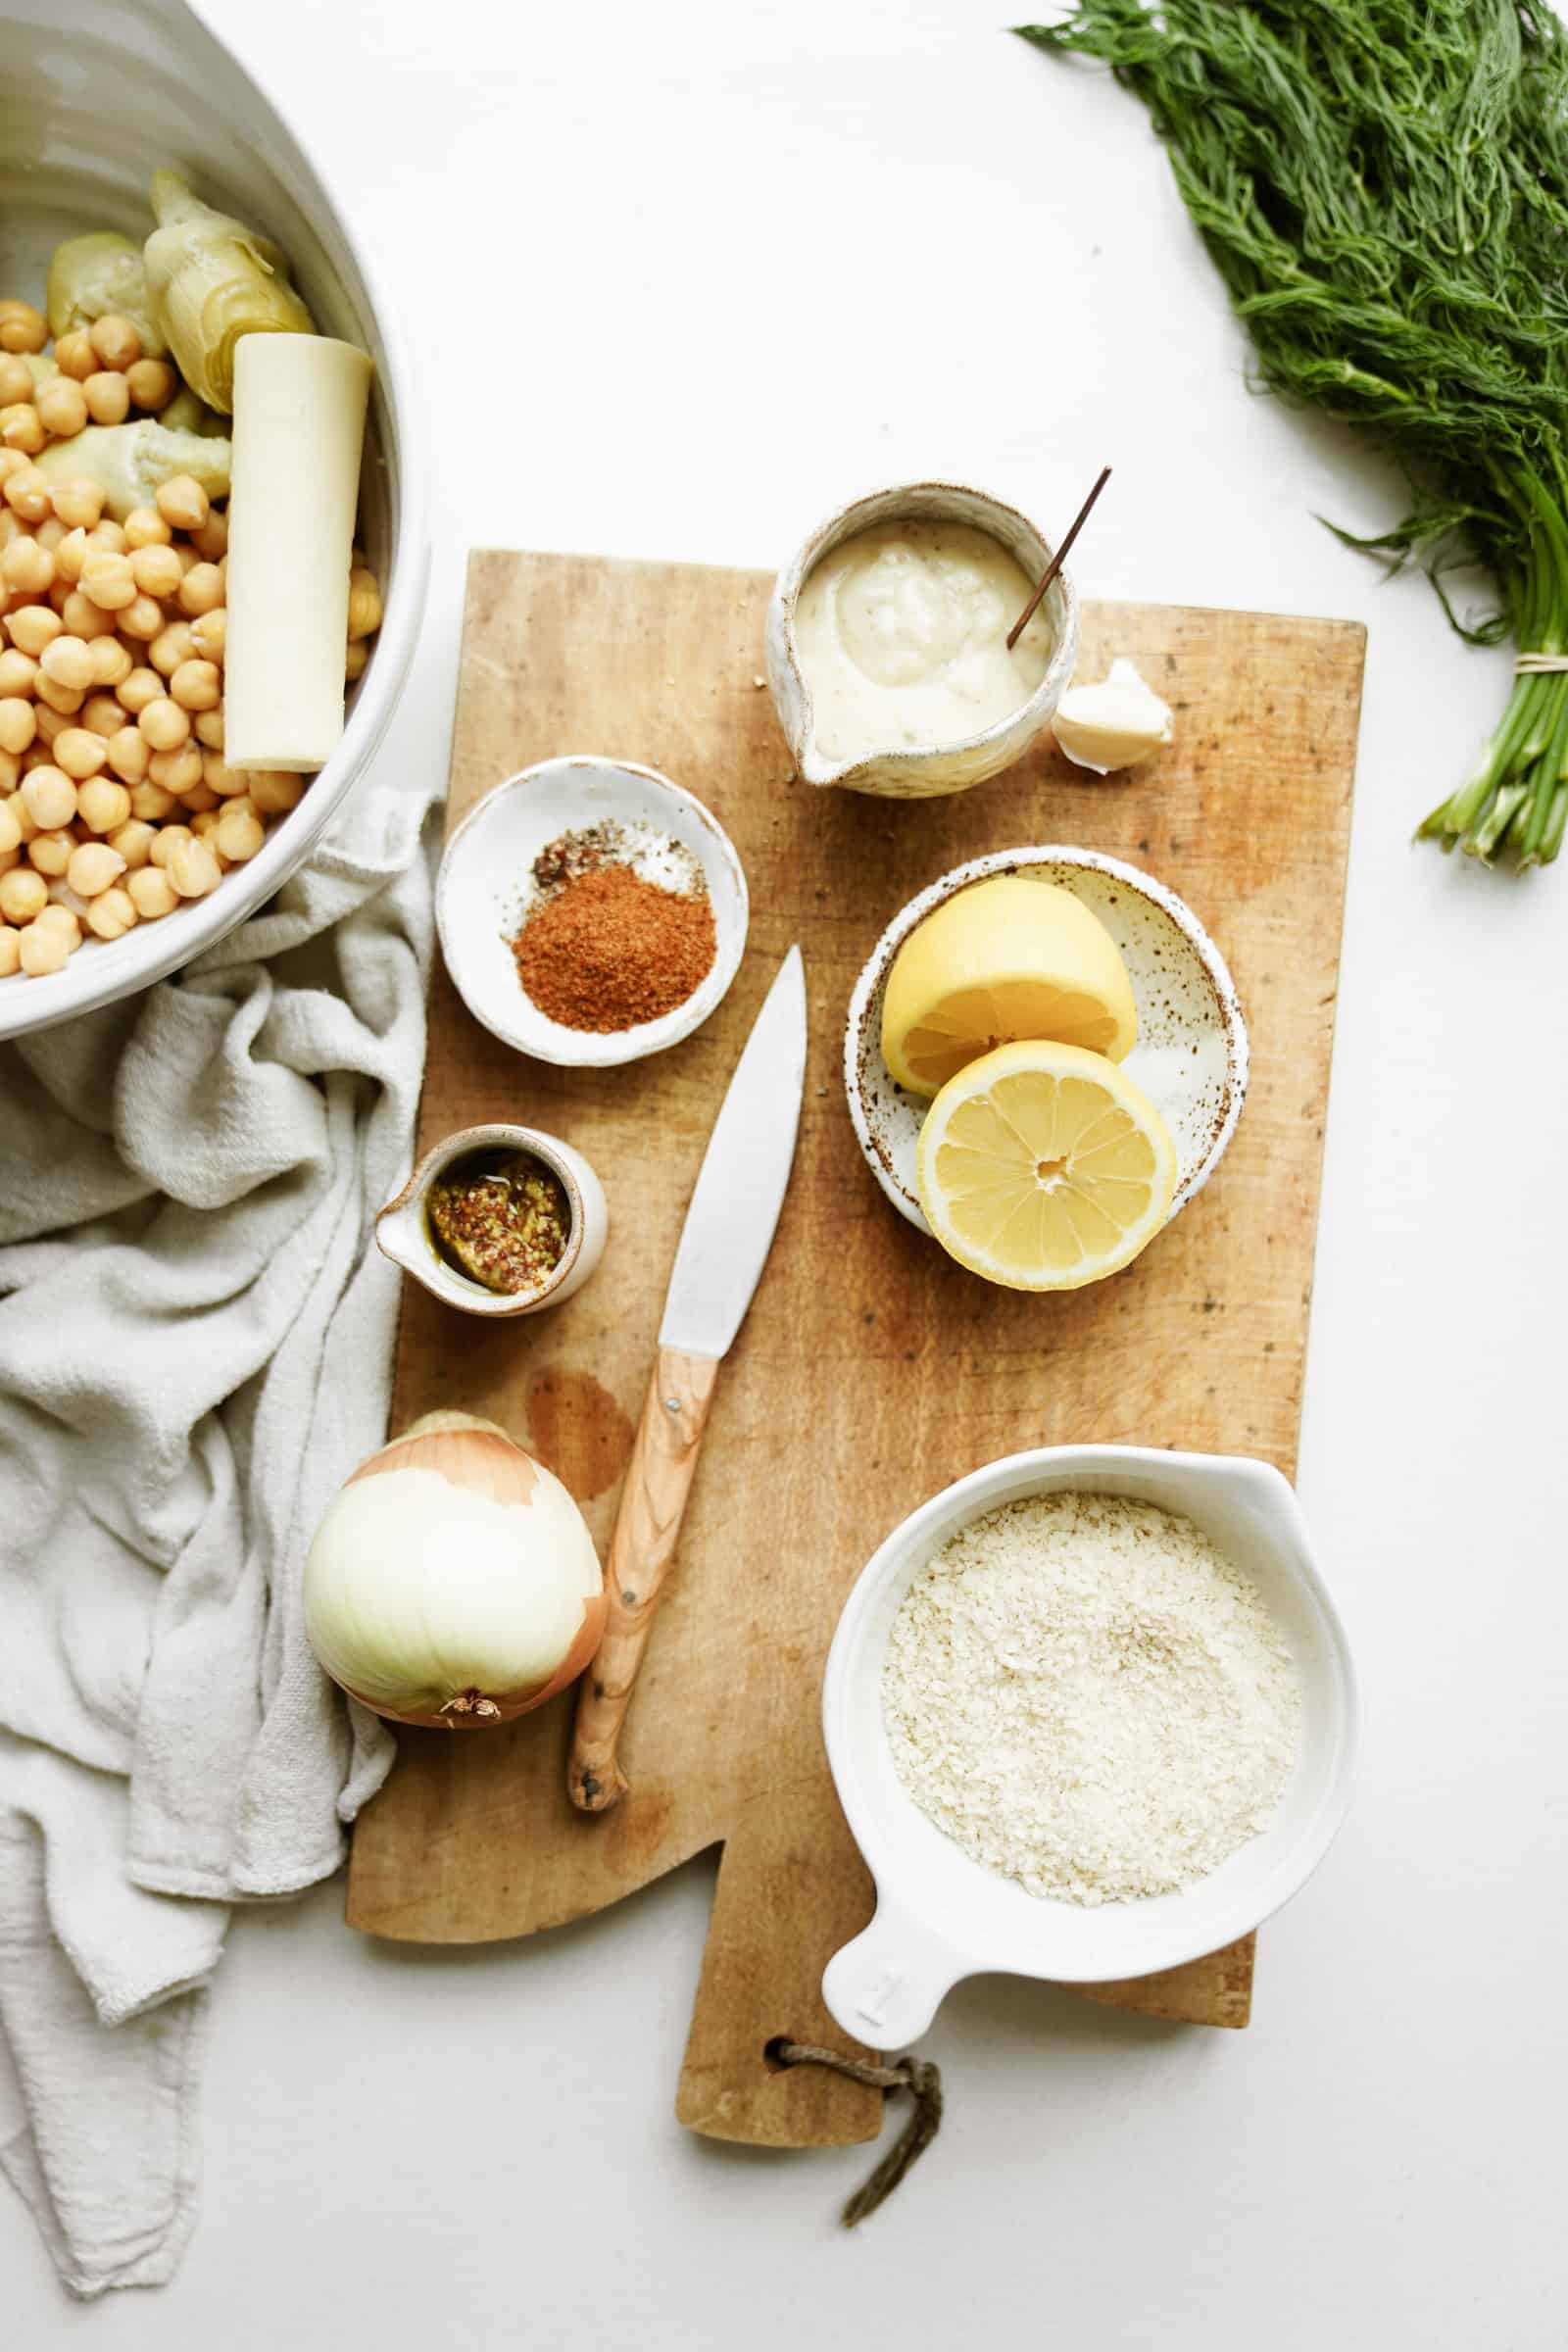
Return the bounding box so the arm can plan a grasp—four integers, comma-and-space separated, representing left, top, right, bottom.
917, 1039, 1177, 1291
881, 875, 1137, 1098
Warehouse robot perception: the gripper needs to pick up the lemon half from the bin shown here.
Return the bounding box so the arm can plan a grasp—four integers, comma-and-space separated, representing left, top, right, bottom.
881, 875, 1138, 1098
916, 1038, 1177, 1291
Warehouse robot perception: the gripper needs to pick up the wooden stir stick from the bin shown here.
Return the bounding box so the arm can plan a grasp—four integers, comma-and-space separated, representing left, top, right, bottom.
1006, 465, 1112, 651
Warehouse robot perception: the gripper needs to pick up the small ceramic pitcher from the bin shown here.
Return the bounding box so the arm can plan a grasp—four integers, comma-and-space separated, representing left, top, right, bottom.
376, 1123, 608, 1318
765, 479, 1081, 801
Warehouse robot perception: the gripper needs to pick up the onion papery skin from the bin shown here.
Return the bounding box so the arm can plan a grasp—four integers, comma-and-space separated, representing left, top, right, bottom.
306, 1413, 607, 1732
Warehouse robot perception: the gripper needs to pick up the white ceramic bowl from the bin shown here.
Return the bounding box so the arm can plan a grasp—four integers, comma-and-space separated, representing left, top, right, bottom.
845, 847, 1249, 1237
0, 0, 428, 1042
436, 757, 748, 1068
765, 481, 1081, 800
821, 1446, 1359, 2047
375, 1122, 608, 1319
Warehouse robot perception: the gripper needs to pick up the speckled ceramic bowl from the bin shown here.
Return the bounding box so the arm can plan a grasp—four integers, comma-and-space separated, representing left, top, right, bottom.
765, 481, 1080, 800
845, 848, 1248, 1237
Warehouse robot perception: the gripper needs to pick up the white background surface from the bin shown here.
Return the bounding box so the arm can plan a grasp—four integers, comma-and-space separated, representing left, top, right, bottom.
7, 0, 1566, 2339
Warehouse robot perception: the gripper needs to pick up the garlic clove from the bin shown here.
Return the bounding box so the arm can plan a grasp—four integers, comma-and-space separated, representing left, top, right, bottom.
1052, 657, 1174, 774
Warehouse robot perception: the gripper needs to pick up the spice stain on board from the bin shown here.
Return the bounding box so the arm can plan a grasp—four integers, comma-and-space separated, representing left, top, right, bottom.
525, 1366, 635, 1501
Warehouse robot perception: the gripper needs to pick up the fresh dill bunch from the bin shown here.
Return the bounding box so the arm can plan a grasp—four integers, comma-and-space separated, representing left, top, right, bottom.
1018, 0, 1568, 865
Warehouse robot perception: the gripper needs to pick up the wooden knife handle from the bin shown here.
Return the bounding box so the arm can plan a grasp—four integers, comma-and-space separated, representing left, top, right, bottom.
568, 1347, 719, 1813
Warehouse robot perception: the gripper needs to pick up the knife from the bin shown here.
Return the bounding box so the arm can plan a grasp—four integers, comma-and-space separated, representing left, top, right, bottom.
567, 946, 808, 1813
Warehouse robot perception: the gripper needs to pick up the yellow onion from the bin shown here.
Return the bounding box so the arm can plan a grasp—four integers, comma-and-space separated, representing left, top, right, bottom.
143, 170, 315, 414
304, 1413, 606, 1729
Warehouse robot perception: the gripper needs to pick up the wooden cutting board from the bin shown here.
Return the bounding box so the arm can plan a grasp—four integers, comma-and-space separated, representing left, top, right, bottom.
347, 550, 1362, 2152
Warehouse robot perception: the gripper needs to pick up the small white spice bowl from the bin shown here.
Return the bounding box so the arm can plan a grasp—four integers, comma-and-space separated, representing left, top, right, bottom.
375, 1123, 608, 1319
820, 1446, 1359, 2046
845, 847, 1249, 1239
765, 480, 1081, 799
435, 757, 749, 1067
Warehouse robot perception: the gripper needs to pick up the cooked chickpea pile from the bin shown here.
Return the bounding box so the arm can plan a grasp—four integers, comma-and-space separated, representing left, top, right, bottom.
0, 297, 383, 981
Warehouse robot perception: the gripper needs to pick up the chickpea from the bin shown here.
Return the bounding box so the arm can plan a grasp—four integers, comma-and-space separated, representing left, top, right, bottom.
203, 754, 249, 797
35, 514, 64, 551
83, 372, 131, 428
176, 562, 222, 619
38, 634, 94, 694
75, 775, 131, 835
138, 696, 190, 752
84, 883, 137, 940
105, 725, 151, 785
122, 506, 172, 552
0, 925, 18, 976
0, 862, 47, 922
60, 591, 118, 642
4, 781, 33, 834
1, 534, 54, 597
189, 609, 226, 667
88, 315, 142, 371
127, 863, 177, 919
117, 594, 164, 643
126, 543, 180, 602
107, 818, 155, 869
51, 330, 94, 382
124, 357, 176, 412
18, 917, 73, 974
0, 301, 47, 357
149, 621, 194, 677
117, 665, 162, 715
35, 378, 88, 441
30, 705, 66, 749
54, 527, 89, 584
0, 648, 35, 697
0, 796, 21, 854
80, 691, 126, 739
7, 604, 62, 656
166, 834, 221, 898
84, 518, 127, 556
0, 447, 24, 484
52, 726, 108, 781
248, 769, 305, 815
19, 762, 74, 828
0, 355, 32, 407
127, 780, 174, 822
36, 897, 81, 935
190, 806, 223, 838
89, 636, 132, 689
151, 745, 204, 797
346, 569, 383, 642
194, 709, 226, 752
0, 860, 48, 921
215, 804, 265, 863
25, 828, 74, 877
79, 552, 136, 612
148, 823, 193, 870
0, 508, 24, 551
68, 839, 125, 898
2, 466, 50, 523
153, 474, 208, 532
345, 638, 369, 683
169, 657, 220, 712
0, 697, 35, 756
0, 405, 46, 459
33, 672, 84, 717
191, 507, 228, 563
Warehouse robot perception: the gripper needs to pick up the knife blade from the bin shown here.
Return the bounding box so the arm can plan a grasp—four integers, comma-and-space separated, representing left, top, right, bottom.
568, 947, 808, 1811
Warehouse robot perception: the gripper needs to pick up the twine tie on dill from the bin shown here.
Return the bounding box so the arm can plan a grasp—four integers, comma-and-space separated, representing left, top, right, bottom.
767, 2039, 943, 2225
1513, 653, 1568, 673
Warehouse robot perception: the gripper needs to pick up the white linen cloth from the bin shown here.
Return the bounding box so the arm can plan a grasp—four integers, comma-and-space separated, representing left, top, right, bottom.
0, 769, 438, 2296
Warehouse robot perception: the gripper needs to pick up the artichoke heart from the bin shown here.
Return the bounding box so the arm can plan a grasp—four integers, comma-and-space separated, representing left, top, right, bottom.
46, 231, 169, 355
35, 420, 231, 523
143, 170, 314, 415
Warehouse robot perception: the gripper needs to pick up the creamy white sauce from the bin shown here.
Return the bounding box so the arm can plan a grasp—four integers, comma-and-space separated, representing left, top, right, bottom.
793, 520, 1054, 762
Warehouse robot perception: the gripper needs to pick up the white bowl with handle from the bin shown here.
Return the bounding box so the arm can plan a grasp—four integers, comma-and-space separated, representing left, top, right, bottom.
821, 1445, 1358, 2048
0, 0, 428, 1041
